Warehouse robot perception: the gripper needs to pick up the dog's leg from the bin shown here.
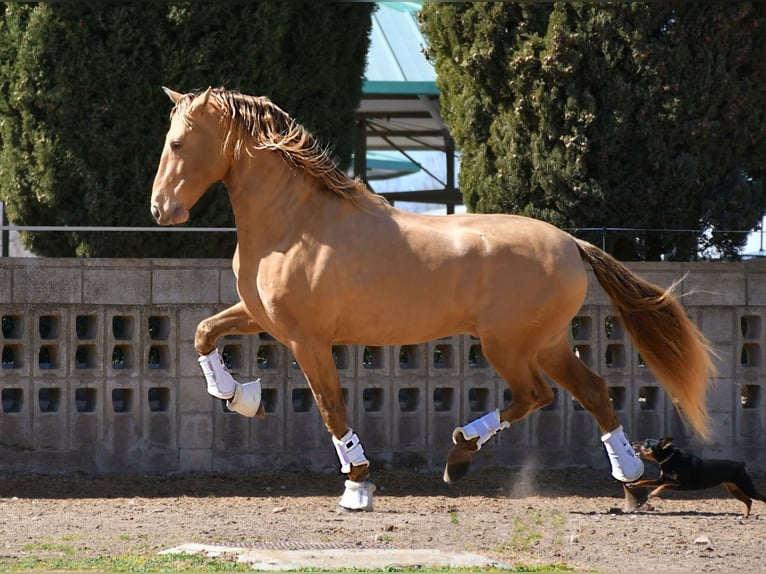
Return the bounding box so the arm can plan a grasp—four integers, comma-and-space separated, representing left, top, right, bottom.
724, 483, 753, 519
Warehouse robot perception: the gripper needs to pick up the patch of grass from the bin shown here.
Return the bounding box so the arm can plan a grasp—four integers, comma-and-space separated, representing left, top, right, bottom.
495, 509, 567, 554
0, 552, 251, 572
450, 511, 460, 525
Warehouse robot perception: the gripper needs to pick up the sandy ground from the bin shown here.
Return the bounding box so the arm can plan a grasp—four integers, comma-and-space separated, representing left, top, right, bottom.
1, 466, 765, 572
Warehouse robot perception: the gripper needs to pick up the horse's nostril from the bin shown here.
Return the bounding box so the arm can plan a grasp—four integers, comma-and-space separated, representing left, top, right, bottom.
151, 205, 161, 223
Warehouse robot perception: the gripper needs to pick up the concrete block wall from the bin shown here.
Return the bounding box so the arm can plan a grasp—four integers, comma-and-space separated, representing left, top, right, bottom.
1, 257, 765, 475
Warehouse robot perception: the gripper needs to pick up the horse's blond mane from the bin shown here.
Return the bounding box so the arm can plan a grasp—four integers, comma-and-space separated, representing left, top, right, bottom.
175, 88, 382, 207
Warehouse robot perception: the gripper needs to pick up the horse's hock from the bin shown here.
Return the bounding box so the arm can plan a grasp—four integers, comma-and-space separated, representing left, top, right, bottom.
1, 256, 765, 475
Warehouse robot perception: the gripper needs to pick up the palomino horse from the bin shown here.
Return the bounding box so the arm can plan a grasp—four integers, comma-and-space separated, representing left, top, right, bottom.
151, 87, 716, 510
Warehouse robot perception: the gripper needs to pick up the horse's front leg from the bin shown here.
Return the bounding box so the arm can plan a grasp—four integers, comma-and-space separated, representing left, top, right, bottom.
195, 301, 264, 417
292, 342, 375, 511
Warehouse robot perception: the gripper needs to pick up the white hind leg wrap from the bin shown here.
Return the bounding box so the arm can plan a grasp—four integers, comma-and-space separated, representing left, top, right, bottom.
452, 409, 509, 449
601, 425, 644, 482
332, 428, 369, 474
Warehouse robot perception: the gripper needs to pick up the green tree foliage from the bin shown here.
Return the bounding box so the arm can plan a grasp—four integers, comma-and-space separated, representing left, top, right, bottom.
421, 3, 766, 260
0, 3, 373, 257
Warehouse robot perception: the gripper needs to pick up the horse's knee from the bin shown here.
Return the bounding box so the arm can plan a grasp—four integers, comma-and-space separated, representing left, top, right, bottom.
194, 319, 216, 355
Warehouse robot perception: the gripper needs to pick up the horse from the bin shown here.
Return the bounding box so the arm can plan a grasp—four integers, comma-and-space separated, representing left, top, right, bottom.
150, 87, 716, 511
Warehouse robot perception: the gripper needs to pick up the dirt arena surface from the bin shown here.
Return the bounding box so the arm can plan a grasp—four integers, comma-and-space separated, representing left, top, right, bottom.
1, 466, 764, 572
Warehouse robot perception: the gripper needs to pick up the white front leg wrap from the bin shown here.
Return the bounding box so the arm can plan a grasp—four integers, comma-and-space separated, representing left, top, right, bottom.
332, 428, 369, 474
198, 350, 236, 400
601, 425, 644, 482
452, 409, 509, 449
198, 350, 262, 417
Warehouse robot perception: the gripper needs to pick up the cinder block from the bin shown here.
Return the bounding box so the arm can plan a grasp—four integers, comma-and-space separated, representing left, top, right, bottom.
13, 264, 81, 304
84, 267, 150, 305
152, 267, 220, 304
179, 448, 213, 472
179, 413, 213, 449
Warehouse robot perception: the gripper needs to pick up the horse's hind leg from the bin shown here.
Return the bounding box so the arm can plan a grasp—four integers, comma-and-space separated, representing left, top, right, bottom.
444, 340, 554, 483
538, 338, 644, 482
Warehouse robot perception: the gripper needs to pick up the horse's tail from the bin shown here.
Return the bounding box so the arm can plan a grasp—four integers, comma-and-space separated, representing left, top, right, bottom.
574, 238, 716, 441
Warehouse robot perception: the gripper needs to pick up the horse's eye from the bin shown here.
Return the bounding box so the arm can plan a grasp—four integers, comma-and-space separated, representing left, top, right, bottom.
170, 140, 183, 151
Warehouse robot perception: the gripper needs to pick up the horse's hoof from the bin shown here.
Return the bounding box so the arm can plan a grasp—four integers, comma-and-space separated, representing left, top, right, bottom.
443, 440, 474, 483
623, 484, 649, 512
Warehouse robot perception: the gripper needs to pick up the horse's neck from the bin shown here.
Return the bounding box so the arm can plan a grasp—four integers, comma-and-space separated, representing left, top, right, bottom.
224, 151, 341, 249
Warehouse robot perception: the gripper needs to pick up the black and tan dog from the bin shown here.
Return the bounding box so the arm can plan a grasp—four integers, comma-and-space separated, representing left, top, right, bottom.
628, 437, 766, 518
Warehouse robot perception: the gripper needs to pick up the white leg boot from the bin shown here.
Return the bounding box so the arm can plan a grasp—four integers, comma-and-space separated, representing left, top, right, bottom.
198, 350, 263, 417
602, 425, 644, 482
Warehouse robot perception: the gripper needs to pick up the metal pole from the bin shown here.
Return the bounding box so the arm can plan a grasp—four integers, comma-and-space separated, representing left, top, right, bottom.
2, 202, 8, 258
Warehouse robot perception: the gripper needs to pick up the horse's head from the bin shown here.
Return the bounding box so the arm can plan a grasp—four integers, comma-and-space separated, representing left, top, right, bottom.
150, 87, 229, 225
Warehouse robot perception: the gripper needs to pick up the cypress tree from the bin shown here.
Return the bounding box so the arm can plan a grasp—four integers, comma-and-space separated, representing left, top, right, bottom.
421, 3, 766, 260
0, 3, 373, 257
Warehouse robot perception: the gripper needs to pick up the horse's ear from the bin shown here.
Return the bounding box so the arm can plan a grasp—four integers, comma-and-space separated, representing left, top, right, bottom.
162, 87, 184, 104
188, 86, 212, 116
659, 437, 673, 447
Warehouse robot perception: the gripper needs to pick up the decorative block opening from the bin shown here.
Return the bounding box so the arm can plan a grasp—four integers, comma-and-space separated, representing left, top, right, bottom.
433, 387, 454, 412
468, 345, 488, 368
112, 388, 133, 413
290, 354, 301, 370
363, 387, 383, 412
112, 315, 134, 340
740, 343, 761, 367
573, 344, 592, 367
433, 344, 453, 369
257, 345, 278, 369
111, 345, 134, 369
398, 345, 419, 369
75, 315, 97, 340
398, 387, 419, 412
2, 344, 22, 369
468, 387, 489, 412
38, 315, 60, 340
605, 344, 625, 368
147, 345, 169, 369
541, 388, 558, 411
259, 332, 276, 341
74, 388, 97, 413
503, 388, 513, 407
572, 397, 585, 411
638, 386, 659, 410
221, 344, 242, 370
362, 346, 384, 369
261, 388, 278, 413
38, 387, 61, 413
571, 316, 592, 340
637, 353, 646, 368
291, 388, 313, 413
741, 315, 761, 339
147, 315, 170, 340
2, 315, 22, 339
608, 386, 626, 410
75, 344, 97, 369
332, 346, 349, 370
1, 388, 22, 413
38, 345, 59, 369
148, 387, 170, 412
604, 315, 623, 340
741, 385, 761, 409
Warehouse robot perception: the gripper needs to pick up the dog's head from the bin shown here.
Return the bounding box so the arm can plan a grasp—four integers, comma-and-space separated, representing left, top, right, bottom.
632, 437, 674, 463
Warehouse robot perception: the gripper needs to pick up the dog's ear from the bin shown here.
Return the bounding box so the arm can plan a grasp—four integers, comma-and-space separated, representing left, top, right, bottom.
659, 437, 673, 448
